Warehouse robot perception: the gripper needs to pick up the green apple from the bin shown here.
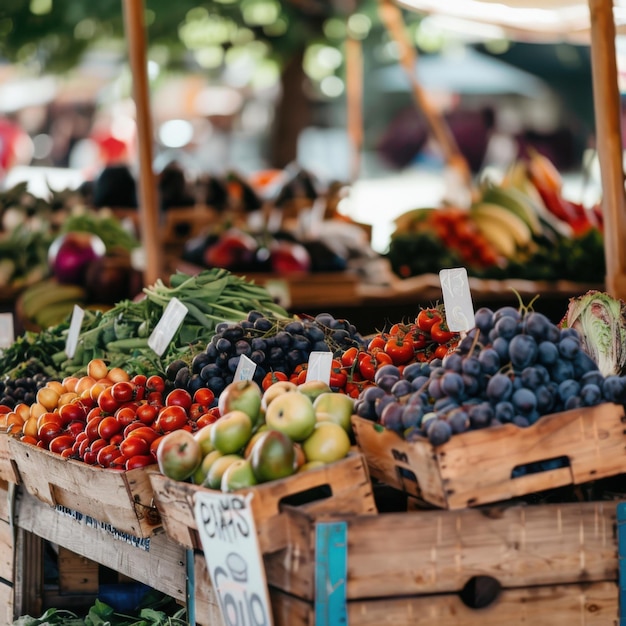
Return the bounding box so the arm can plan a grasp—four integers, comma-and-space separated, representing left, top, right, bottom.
297, 379, 332, 403
205, 454, 243, 489
261, 380, 298, 411
243, 428, 268, 459
218, 379, 262, 423
221, 458, 258, 492
193, 423, 215, 456
250, 430, 296, 483
313, 392, 355, 433
192, 449, 223, 485
156, 429, 202, 481
210, 410, 253, 455
302, 421, 351, 464
264, 391, 316, 442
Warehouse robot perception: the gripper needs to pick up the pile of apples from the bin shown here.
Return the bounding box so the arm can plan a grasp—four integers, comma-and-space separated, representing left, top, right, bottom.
156, 378, 355, 492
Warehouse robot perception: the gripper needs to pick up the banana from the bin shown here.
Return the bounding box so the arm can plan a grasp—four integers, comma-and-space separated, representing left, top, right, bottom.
470, 213, 518, 258
21, 282, 87, 322
480, 184, 543, 236
470, 202, 533, 249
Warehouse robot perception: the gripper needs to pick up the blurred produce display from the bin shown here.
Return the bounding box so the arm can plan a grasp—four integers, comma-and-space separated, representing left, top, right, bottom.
386, 152, 605, 283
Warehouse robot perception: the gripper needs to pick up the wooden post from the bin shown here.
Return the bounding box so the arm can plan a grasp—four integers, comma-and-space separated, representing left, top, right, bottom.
346, 36, 364, 183
121, 0, 162, 287
588, 0, 626, 299
377, 0, 473, 192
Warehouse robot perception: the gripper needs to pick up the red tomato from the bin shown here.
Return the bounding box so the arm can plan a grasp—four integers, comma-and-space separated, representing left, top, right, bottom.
66, 420, 86, 438
49, 434, 76, 455
85, 417, 104, 442
135, 402, 158, 425
58, 402, 86, 426
193, 387, 215, 406
189, 402, 208, 422
120, 436, 150, 459
125, 454, 154, 470
97, 443, 121, 468
131, 374, 147, 388
109, 433, 124, 446
109, 456, 127, 470
86, 407, 104, 422
165, 388, 192, 411
149, 435, 165, 459
146, 391, 164, 407
416, 308, 442, 332
0, 404, 12, 414
20, 435, 38, 446
125, 425, 161, 444
110, 381, 136, 404
97, 387, 120, 414
38, 422, 63, 447
60, 448, 74, 458
367, 335, 386, 352
430, 320, 456, 344
196, 410, 219, 429
155, 405, 188, 433
261, 371, 288, 391
115, 406, 138, 427
340, 347, 360, 368
77, 438, 90, 459
146, 375, 165, 394
384, 336, 415, 366
433, 344, 450, 359
98, 416, 124, 440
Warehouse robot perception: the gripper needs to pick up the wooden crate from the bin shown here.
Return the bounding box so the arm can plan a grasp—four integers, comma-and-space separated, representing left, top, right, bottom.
0, 434, 20, 484
0, 580, 14, 626
7, 438, 161, 538
149, 452, 376, 553
268, 582, 619, 626
352, 402, 626, 509
0, 479, 14, 584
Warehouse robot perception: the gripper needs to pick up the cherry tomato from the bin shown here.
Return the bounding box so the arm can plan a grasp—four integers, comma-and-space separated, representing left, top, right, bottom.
384, 336, 415, 365
146, 375, 166, 394
155, 405, 188, 433
165, 388, 193, 411
120, 436, 150, 459
115, 405, 138, 427
131, 374, 148, 388
97, 387, 120, 414
125, 454, 154, 470
85, 416, 104, 442
329, 359, 348, 389
189, 402, 208, 422
97, 443, 121, 468
416, 308, 442, 332
146, 391, 164, 408
109, 433, 124, 446
125, 425, 161, 444
135, 402, 158, 425
109, 456, 127, 470
149, 435, 165, 459
430, 320, 456, 344
38, 422, 63, 447
367, 335, 386, 352
110, 381, 136, 404
261, 371, 288, 391
58, 402, 86, 426
411, 331, 428, 351
49, 434, 76, 455
340, 347, 360, 368
196, 409, 220, 429
66, 420, 86, 437
98, 416, 123, 441
433, 344, 450, 359
193, 387, 215, 406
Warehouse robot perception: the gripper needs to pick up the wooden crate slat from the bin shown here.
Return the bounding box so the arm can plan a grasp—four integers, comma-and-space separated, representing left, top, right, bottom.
149, 452, 376, 553
0, 434, 20, 484
353, 403, 626, 509
8, 438, 160, 538
0, 580, 14, 625
15, 490, 187, 603
0, 517, 13, 583
265, 500, 619, 601
268, 581, 618, 626
57, 547, 99, 594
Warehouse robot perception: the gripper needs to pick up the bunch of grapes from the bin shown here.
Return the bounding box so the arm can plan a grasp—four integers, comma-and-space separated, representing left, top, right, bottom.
354, 305, 626, 447
165, 310, 367, 400
0, 371, 51, 409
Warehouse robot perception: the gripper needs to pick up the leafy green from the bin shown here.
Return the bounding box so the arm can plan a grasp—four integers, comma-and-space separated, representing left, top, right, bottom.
561, 290, 626, 376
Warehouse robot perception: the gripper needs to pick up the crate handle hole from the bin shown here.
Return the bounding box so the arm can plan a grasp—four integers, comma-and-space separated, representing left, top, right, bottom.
278, 484, 332, 510
459, 575, 501, 609
510, 455, 570, 479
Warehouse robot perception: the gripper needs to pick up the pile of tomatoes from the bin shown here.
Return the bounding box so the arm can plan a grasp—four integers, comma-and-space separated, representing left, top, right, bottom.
258, 307, 460, 399
8, 359, 221, 471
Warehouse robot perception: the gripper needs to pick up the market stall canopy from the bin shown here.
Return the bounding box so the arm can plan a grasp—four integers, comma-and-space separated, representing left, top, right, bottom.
374, 46, 551, 96
396, 0, 626, 42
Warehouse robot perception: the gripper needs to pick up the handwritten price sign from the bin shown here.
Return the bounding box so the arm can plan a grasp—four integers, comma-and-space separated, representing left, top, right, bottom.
194, 491, 273, 626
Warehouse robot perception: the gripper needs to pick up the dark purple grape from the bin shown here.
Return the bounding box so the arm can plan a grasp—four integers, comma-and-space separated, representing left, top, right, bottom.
447, 408, 469, 433
564, 395, 583, 410
512, 415, 530, 428
535, 384, 555, 414
200, 363, 222, 382
315, 312, 334, 327
557, 379, 580, 404
284, 320, 305, 335
558, 336, 580, 360
191, 352, 211, 374
580, 383, 602, 406
291, 334, 311, 351
602, 375, 626, 403
512, 387, 537, 414
560, 327, 580, 340
474, 307, 494, 334
402, 362, 424, 382
537, 341, 559, 366
380, 402, 404, 432
494, 401, 515, 422
468, 402, 493, 429
521, 312, 552, 341
442, 352, 463, 373
254, 317, 273, 331
427, 419, 452, 446
401, 404, 424, 429
250, 349, 266, 365
206, 375, 228, 396
410, 375, 430, 392
247, 310, 265, 323
550, 359, 575, 383
493, 306, 521, 323
462, 374, 480, 397
509, 334, 538, 370
427, 377, 444, 400
391, 378, 413, 398
433, 397, 459, 413
361, 385, 386, 404
356, 399, 378, 420
222, 324, 245, 342
478, 348, 500, 375
573, 350, 599, 378
520, 365, 548, 390
461, 356, 482, 377
374, 364, 402, 387
375, 393, 396, 419
491, 337, 510, 364
440, 372, 465, 399
494, 315, 519, 340
234, 339, 252, 357
486, 373, 513, 402
215, 337, 232, 353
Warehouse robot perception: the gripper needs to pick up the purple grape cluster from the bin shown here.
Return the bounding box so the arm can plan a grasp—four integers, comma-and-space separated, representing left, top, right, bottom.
355, 305, 626, 447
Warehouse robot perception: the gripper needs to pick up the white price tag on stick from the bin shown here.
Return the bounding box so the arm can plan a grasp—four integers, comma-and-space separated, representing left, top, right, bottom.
439, 267, 475, 332
65, 305, 85, 359
234, 354, 257, 381
148, 297, 188, 356
305, 351, 333, 384
194, 491, 274, 626
0, 313, 14, 351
